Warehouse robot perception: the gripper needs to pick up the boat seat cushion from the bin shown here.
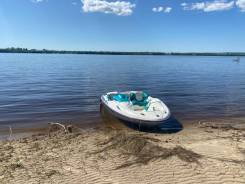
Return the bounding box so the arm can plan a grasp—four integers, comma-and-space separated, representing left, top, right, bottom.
112, 94, 129, 102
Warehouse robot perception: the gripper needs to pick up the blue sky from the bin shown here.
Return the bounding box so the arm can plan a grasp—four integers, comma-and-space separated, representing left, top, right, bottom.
0, 0, 245, 52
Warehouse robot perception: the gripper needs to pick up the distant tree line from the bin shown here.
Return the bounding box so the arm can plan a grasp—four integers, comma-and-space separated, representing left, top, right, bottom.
0, 47, 245, 56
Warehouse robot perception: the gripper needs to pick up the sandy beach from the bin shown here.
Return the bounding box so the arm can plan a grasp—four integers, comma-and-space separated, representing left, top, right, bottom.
0, 122, 244, 184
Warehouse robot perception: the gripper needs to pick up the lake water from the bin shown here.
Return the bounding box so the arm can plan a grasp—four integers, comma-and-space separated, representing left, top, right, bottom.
0, 53, 245, 130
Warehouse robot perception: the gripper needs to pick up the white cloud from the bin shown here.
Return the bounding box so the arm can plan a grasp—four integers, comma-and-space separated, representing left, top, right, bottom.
190, 2, 206, 10
181, 2, 187, 7
81, 0, 135, 16
236, 0, 245, 11
182, 0, 235, 12
164, 7, 172, 13
152, 7, 163, 12
31, 0, 45, 3
152, 7, 157, 12
152, 6, 172, 13
158, 7, 164, 12
205, 0, 234, 11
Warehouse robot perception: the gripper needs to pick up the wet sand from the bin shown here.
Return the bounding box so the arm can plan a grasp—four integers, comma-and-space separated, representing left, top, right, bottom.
0, 122, 245, 184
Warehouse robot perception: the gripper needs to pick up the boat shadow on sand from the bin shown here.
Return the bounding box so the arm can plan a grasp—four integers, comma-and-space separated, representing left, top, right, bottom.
100, 106, 183, 134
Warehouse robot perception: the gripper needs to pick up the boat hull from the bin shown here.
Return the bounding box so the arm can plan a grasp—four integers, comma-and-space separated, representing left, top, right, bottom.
100, 98, 182, 133
100, 97, 169, 127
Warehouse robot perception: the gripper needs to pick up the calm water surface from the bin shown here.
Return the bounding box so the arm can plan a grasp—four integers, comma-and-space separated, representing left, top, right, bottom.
0, 54, 245, 129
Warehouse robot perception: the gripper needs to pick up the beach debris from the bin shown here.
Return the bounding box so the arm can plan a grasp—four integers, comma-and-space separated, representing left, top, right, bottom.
9, 161, 24, 171
0, 159, 24, 179
92, 130, 202, 169
199, 121, 245, 143
48, 122, 74, 137
198, 121, 245, 131
8, 126, 13, 140
45, 169, 60, 178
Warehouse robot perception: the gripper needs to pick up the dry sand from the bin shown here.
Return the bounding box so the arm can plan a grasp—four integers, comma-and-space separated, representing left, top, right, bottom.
0, 122, 245, 184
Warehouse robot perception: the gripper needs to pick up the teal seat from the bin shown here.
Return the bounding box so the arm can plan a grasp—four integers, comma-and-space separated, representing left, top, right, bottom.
112, 94, 129, 102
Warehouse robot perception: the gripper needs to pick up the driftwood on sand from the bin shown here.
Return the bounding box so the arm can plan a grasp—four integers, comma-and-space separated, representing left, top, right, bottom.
48, 122, 74, 136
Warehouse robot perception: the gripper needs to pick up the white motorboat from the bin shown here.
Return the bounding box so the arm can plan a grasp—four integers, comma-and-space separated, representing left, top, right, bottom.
100, 91, 171, 127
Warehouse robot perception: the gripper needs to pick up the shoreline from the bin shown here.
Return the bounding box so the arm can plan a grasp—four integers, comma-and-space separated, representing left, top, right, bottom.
0, 121, 103, 141
0, 121, 245, 183
1, 116, 245, 140
1, 50, 245, 56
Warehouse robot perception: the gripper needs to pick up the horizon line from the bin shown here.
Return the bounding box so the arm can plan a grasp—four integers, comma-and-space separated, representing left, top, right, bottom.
0, 47, 245, 56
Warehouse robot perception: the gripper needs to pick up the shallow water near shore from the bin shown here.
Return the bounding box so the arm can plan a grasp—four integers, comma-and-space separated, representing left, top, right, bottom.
0, 53, 245, 131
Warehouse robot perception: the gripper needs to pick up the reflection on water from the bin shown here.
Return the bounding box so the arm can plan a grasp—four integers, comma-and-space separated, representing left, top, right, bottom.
0, 53, 245, 129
